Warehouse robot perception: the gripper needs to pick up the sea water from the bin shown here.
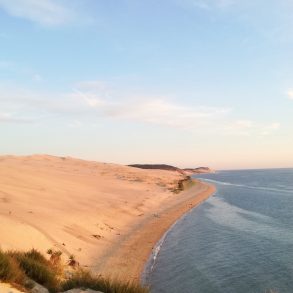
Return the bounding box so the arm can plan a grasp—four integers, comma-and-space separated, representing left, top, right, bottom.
144, 169, 293, 293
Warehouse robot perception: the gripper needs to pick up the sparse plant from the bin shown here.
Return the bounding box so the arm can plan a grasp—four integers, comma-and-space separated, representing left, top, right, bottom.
47, 249, 62, 266
67, 254, 79, 268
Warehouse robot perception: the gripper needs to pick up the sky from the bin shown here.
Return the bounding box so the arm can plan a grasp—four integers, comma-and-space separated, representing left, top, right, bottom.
0, 0, 292, 169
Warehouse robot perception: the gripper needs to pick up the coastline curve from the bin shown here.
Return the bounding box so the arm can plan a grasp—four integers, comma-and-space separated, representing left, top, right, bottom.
97, 179, 216, 281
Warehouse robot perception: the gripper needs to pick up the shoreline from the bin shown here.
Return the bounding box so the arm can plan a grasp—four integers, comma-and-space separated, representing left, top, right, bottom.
97, 179, 216, 281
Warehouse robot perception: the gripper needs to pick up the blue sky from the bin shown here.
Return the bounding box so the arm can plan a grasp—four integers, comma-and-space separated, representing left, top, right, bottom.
0, 0, 292, 169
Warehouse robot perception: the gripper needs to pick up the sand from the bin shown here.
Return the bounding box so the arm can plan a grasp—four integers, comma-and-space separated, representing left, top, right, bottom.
0, 155, 215, 281
0, 283, 24, 293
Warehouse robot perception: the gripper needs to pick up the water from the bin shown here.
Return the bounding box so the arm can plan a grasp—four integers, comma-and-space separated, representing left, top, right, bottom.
144, 168, 293, 293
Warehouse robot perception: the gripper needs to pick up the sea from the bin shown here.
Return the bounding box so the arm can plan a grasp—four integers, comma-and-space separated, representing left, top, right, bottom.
143, 168, 293, 293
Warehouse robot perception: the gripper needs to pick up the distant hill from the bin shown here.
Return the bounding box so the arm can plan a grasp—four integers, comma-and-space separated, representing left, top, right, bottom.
128, 164, 214, 174
183, 167, 214, 174
128, 164, 183, 172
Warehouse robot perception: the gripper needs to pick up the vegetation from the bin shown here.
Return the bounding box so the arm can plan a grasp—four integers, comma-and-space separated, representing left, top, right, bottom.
0, 251, 27, 288
0, 249, 149, 293
61, 269, 149, 293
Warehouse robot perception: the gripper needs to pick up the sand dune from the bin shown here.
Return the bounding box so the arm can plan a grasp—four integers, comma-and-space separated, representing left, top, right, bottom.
0, 155, 214, 279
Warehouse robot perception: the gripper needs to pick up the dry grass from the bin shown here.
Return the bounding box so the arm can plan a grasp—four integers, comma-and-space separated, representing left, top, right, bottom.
61, 269, 149, 293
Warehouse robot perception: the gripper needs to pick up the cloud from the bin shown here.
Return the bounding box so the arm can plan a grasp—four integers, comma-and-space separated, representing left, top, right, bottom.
0, 80, 280, 137
103, 100, 229, 129
0, 0, 74, 26
72, 88, 106, 108
72, 81, 231, 129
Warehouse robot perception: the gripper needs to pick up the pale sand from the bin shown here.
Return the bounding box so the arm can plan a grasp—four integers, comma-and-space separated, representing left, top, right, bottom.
0, 283, 24, 293
0, 155, 214, 281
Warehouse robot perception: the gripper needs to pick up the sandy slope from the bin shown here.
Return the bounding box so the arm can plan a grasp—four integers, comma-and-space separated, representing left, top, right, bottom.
0, 156, 184, 262
0, 155, 214, 280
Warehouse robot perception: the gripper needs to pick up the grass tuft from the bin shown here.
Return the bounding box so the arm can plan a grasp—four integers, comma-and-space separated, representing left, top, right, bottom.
61, 269, 149, 293
0, 250, 27, 289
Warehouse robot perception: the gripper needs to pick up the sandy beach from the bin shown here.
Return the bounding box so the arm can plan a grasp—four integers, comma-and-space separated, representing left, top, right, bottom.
0, 155, 215, 281
98, 180, 215, 280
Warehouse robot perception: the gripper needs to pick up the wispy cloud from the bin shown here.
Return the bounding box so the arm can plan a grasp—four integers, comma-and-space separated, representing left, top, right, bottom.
72, 81, 231, 129
0, 80, 281, 137
0, 0, 74, 26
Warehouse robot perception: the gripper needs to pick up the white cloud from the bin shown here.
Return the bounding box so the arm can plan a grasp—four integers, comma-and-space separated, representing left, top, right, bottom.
72, 81, 231, 129
0, 80, 281, 137
0, 0, 74, 26
72, 88, 107, 108
105, 100, 229, 128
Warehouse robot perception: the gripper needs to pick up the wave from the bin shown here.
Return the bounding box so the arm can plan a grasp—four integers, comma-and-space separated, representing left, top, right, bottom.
142, 220, 177, 284
201, 178, 293, 194
149, 233, 167, 272
142, 203, 201, 283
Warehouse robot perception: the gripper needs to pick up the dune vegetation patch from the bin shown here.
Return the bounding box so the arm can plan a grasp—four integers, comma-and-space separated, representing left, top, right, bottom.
0, 249, 149, 293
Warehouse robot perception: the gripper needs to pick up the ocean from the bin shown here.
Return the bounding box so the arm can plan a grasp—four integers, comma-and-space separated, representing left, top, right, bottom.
143, 168, 293, 293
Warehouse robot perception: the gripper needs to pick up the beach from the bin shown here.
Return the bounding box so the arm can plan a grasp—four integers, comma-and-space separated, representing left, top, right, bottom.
0, 155, 215, 281
98, 180, 215, 280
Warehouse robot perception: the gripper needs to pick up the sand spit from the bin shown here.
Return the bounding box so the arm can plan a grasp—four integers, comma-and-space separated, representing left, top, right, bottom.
0, 155, 214, 281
